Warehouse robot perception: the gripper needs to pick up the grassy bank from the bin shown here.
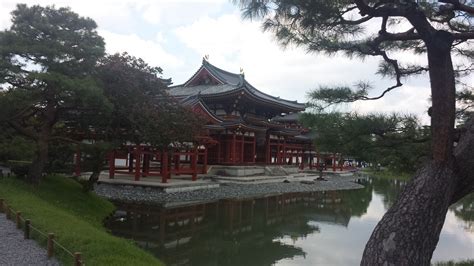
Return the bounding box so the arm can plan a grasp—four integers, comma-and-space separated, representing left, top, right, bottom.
361, 168, 413, 180
0, 175, 162, 265
433, 260, 474, 266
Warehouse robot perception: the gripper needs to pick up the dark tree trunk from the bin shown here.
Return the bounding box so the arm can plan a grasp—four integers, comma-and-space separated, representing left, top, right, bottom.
426, 31, 456, 163
28, 137, 49, 184
27, 104, 56, 184
361, 118, 474, 266
361, 31, 474, 265
83, 171, 100, 192
361, 162, 456, 265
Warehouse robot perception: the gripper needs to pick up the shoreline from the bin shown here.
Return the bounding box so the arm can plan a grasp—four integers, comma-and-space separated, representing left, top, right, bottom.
94, 175, 364, 206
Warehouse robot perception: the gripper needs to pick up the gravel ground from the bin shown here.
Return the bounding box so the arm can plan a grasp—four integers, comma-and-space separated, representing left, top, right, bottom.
0, 214, 60, 266
95, 175, 364, 205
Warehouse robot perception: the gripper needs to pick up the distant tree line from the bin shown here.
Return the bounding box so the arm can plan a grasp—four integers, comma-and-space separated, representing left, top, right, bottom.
300, 111, 431, 173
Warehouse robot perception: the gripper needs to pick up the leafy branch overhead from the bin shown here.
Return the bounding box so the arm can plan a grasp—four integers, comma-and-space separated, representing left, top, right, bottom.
237, 0, 473, 106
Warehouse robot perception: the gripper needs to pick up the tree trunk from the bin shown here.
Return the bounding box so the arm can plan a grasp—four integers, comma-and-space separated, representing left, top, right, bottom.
426, 31, 456, 163
361, 31, 469, 265
27, 103, 56, 184
28, 137, 49, 184
84, 171, 100, 192
361, 162, 455, 265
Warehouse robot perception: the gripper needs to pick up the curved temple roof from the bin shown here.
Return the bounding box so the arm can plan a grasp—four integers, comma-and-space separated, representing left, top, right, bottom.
168, 59, 306, 112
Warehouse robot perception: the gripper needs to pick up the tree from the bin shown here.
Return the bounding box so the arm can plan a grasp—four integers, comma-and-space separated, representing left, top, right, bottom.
300, 112, 430, 172
96, 53, 203, 148
236, 0, 473, 264
0, 4, 105, 183
51, 52, 204, 191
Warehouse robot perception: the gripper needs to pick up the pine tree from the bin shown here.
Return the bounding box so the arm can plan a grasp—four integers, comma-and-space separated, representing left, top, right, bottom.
0, 4, 105, 183
235, 0, 473, 264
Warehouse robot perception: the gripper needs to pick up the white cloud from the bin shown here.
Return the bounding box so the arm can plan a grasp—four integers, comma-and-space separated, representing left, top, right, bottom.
174, 14, 374, 99
136, 0, 226, 27
0, 2, 14, 29
99, 30, 183, 69
351, 84, 431, 124
174, 12, 433, 124
2, 0, 464, 127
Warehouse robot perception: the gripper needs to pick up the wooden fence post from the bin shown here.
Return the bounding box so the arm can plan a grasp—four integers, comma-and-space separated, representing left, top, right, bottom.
5, 203, 10, 219
24, 219, 31, 239
47, 233, 55, 258
74, 252, 82, 266
16, 211, 21, 229
192, 147, 198, 181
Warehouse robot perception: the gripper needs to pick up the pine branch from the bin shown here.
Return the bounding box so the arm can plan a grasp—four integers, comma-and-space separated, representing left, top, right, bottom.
49, 136, 83, 145
7, 121, 38, 140
452, 31, 474, 40
439, 0, 474, 15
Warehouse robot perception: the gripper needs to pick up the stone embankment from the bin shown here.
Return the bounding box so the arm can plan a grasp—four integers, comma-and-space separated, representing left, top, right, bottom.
95, 175, 364, 205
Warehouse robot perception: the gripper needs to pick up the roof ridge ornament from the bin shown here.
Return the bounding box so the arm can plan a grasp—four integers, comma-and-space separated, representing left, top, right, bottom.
203, 54, 209, 62
240, 67, 245, 77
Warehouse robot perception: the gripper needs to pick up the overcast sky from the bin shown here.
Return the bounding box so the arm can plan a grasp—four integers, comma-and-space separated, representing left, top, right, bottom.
3, 0, 469, 125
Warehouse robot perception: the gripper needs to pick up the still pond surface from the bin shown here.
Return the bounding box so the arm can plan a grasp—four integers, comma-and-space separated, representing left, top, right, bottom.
106, 177, 473, 265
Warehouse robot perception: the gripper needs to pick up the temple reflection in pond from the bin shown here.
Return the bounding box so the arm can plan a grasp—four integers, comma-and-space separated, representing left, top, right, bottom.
106, 187, 372, 266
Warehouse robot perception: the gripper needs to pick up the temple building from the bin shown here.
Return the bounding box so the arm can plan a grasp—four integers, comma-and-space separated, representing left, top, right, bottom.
168, 59, 315, 166
104, 59, 319, 183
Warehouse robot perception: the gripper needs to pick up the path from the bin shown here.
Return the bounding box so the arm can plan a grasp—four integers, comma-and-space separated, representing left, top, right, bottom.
0, 214, 60, 266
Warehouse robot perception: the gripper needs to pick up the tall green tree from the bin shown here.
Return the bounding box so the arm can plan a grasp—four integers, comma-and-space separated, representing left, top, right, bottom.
0, 4, 105, 183
236, 0, 473, 264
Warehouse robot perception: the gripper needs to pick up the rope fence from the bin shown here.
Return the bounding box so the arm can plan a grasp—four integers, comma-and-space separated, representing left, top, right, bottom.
0, 198, 84, 266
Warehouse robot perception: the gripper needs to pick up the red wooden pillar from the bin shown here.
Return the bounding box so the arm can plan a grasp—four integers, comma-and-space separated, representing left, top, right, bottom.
174, 152, 180, 176
277, 142, 281, 165
74, 148, 81, 176
332, 153, 336, 172
202, 147, 208, 174
265, 136, 271, 164
217, 135, 222, 163
295, 149, 299, 165
161, 150, 168, 183
128, 149, 134, 173
142, 150, 149, 177
231, 133, 236, 164
240, 135, 244, 164
134, 146, 141, 181
340, 155, 344, 171
192, 147, 198, 181
252, 135, 256, 163
108, 150, 115, 179
299, 149, 304, 170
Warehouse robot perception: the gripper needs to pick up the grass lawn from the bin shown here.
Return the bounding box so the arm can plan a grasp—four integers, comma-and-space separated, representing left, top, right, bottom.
0, 174, 162, 265
360, 168, 413, 181
433, 260, 474, 266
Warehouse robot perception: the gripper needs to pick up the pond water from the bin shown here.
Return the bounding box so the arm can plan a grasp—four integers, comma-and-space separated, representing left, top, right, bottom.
106, 177, 473, 265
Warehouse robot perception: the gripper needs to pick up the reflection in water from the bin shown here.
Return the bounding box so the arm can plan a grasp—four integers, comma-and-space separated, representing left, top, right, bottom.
106, 178, 473, 266
450, 193, 474, 233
